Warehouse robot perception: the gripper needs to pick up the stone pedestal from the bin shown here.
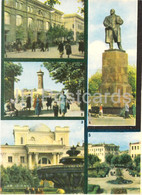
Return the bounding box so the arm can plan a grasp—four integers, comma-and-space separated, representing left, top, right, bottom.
99, 50, 132, 108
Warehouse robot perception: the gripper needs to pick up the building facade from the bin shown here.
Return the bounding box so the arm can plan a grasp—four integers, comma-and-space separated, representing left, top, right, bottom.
0, 124, 70, 169
4, 0, 84, 43
88, 143, 120, 162
129, 142, 141, 160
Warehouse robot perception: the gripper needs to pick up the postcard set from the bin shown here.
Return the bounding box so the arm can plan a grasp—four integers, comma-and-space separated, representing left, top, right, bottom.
0, 0, 141, 195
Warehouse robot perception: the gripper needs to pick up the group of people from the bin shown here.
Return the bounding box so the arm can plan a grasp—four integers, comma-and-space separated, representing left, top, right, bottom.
25, 187, 43, 194
26, 91, 70, 117
4, 99, 18, 117
58, 40, 72, 58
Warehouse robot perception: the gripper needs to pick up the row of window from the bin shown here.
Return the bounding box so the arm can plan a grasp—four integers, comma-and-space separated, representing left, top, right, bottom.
131, 154, 140, 158
131, 146, 140, 150
8, 156, 25, 163
90, 148, 104, 152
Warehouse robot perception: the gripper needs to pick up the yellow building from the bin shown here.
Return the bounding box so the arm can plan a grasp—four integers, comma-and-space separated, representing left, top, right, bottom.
63, 14, 84, 41
0, 124, 70, 169
88, 143, 119, 162
129, 142, 141, 159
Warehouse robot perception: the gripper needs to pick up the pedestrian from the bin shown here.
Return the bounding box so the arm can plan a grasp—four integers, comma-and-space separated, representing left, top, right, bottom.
59, 90, 67, 117
58, 41, 64, 58
53, 101, 59, 117
46, 96, 52, 110
32, 41, 36, 52
65, 39, 72, 58
125, 103, 129, 118
26, 94, 31, 110
40, 42, 45, 52
33, 94, 43, 117
30, 187, 35, 194
99, 104, 103, 117
132, 101, 136, 117
25, 187, 30, 194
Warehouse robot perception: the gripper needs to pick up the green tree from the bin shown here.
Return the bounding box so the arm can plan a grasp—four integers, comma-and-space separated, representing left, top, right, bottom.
44, 0, 61, 7
42, 62, 85, 98
89, 71, 102, 95
77, 0, 84, 15
88, 154, 100, 168
119, 154, 132, 166
16, 25, 26, 41
0, 166, 10, 188
111, 155, 120, 166
105, 154, 113, 165
4, 62, 23, 101
128, 65, 136, 97
134, 155, 140, 168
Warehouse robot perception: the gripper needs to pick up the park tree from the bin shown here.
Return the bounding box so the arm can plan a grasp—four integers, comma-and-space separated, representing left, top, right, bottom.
119, 154, 132, 166
0, 166, 10, 188
128, 65, 136, 97
77, 0, 84, 15
134, 155, 140, 167
88, 154, 100, 168
42, 62, 85, 100
16, 25, 27, 42
105, 154, 114, 165
44, 0, 61, 7
4, 62, 23, 101
89, 70, 102, 95
111, 155, 120, 166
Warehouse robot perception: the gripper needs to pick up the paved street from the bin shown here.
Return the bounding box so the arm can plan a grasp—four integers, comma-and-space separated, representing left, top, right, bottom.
5, 44, 84, 59
88, 115, 135, 126
88, 169, 140, 194
4, 102, 84, 118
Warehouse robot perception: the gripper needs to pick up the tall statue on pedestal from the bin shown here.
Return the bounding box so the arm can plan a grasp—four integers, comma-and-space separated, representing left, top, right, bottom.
103, 9, 123, 50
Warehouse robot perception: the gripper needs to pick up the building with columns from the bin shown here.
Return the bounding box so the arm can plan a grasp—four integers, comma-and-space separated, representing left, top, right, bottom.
0, 124, 71, 169
88, 143, 120, 162
4, 0, 84, 43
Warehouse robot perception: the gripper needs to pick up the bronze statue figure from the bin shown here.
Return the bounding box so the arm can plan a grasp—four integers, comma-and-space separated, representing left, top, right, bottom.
103, 9, 123, 50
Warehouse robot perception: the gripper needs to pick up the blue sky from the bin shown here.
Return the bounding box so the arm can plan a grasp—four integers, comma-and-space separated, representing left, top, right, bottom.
88, 0, 137, 77
0, 120, 84, 146
39, 0, 83, 15
14, 62, 64, 91
88, 132, 141, 151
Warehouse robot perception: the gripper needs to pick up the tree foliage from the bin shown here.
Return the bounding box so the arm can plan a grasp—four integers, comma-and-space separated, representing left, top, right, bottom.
42, 62, 85, 97
46, 25, 74, 43
88, 154, 100, 168
119, 154, 132, 165
88, 71, 102, 95
105, 154, 113, 165
77, 0, 84, 15
128, 65, 136, 97
44, 0, 61, 7
0, 165, 40, 188
16, 25, 27, 41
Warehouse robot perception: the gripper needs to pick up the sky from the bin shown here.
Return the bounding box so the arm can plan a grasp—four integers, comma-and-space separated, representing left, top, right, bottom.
0, 120, 84, 146
88, 0, 137, 77
88, 132, 141, 151
39, 0, 83, 15
14, 62, 64, 91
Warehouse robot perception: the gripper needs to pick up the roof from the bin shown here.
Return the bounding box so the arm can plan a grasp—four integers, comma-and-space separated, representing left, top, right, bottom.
63, 13, 84, 20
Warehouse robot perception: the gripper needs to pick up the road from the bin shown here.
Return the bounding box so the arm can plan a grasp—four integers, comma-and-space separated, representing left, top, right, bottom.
5, 44, 84, 59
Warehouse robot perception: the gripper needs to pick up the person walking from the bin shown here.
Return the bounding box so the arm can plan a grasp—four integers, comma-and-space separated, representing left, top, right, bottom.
53, 101, 59, 117
26, 94, 31, 111
65, 40, 72, 58
33, 94, 43, 117
59, 90, 67, 117
125, 103, 129, 118
58, 41, 64, 58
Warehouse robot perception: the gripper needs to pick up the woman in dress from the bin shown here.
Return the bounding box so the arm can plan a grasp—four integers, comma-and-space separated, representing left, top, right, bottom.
59, 90, 67, 117
33, 94, 43, 117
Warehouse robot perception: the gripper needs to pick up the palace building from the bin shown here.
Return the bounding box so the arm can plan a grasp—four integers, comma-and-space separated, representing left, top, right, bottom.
4, 0, 84, 43
88, 143, 120, 162
0, 124, 71, 169
129, 142, 141, 160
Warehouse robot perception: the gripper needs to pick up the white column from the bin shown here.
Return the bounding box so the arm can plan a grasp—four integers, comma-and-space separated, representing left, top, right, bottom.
35, 153, 39, 165
28, 153, 32, 169
53, 153, 56, 165
56, 153, 60, 165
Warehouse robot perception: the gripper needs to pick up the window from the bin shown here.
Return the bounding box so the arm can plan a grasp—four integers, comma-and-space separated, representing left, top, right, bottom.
31, 137, 35, 141
21, 137, 23, 144
38, 158, 51, 165
137, 146, 139, 150
8, 156, 12, 163
16, 15, 22, 26
19, 3, 23, 9
61, 138, 63, 145
28, 18, 33, 27
28, 6, 30, 12
72, 24, 74, 28
132, 146, 133, 150
20, 156, 25, 163
4, 12, 10, 25
135, 146, 136, 150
